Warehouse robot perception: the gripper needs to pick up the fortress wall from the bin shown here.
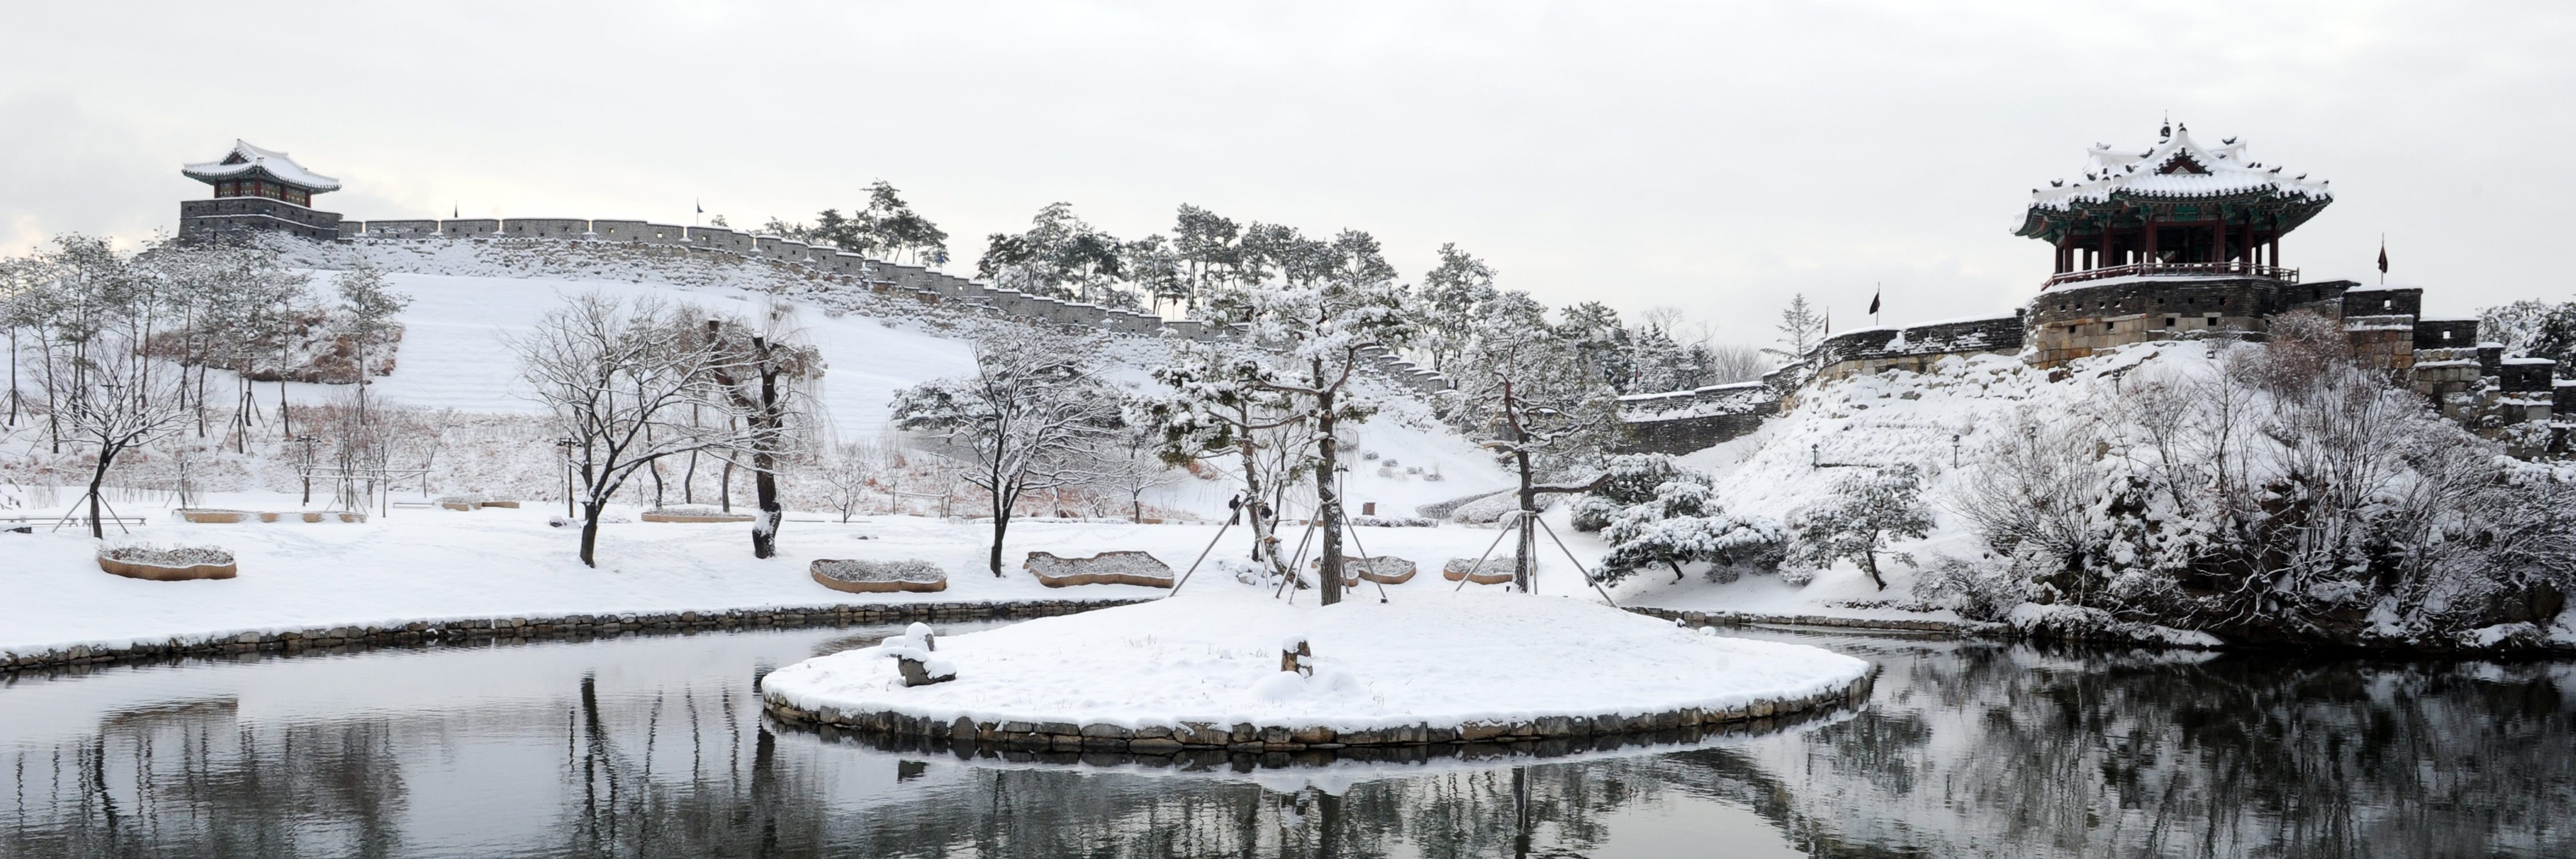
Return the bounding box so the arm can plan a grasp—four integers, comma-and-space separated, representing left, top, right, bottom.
326, 212, 1462, 395
503, 218, 591, 239
1815, 314, 2026, 381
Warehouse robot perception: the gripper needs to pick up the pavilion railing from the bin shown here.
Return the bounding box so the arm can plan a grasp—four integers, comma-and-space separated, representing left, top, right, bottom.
2043, 261, 2299, 289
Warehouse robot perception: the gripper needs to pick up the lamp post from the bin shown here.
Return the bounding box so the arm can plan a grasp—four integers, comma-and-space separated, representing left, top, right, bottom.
1951, 434, 1962, 468
555, 438, 579, 518
1810, 443, 1819, 469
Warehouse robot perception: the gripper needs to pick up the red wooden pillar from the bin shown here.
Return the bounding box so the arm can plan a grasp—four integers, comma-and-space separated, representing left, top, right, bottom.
2212, 208, 2228, 272
2143, 210, 2159, 267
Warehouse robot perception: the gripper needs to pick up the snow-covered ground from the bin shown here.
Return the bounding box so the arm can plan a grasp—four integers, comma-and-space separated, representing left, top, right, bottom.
0, 494, 1647, 661
762, 585, 1870, 733
1603, 351, 2050, 620
2, 255, 1559, 657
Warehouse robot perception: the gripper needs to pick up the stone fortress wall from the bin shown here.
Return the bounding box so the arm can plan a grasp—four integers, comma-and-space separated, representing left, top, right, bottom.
1617, 276, 2563, 458
327, 216, 1452, 396
320, 217, 2555, 459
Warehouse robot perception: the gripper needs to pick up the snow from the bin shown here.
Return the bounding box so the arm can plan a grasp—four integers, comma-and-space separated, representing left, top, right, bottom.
356, 271, 977, 436
181, 140, 342, 191
760, 586, 1870, 732
1611, 345, 2165, 623
2, 249, 1556, 657
2029, 127, 2329, 212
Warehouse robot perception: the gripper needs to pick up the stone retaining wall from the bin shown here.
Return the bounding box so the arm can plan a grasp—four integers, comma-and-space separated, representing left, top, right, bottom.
1, 598, 1147, 674
1622, 605, 2003, 636
785, 699, 1859, 770
762, 673, 1872, 755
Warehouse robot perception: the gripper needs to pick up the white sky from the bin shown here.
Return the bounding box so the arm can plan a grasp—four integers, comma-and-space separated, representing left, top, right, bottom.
3, 1, 2570, 345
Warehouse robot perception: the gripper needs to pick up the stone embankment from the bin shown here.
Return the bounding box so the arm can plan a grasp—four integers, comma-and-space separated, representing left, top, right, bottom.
762, 672, 1873, 756
2, 599, 1145, 674
1622, 605, 2003, 636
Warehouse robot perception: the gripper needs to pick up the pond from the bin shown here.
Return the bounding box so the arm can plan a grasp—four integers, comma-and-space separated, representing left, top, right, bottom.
5, 620, 2570, 857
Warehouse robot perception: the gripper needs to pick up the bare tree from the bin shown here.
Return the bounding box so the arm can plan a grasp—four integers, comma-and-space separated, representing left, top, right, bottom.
1098, 421, 1180, 523
893, 332, 1121, 577
1702, 343, 1772, 384
698, 304, 824, 558
511, 293, 760, 567
819, 437, 887, 523
11, 237, 190, 537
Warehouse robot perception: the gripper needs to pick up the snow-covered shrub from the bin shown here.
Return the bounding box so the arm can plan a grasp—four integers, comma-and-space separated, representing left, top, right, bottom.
1910, 554, 2028, 622
1572, 454, 1694, 531
1952, 335, 2576, 647
1450, 491, 1554, 524
1788, 465, 1933, 591
1584, 456, 1787, 584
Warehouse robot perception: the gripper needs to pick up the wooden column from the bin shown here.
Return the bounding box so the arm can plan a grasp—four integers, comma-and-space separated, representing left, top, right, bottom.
2143, 210, 2158, 267
2212, 208, 2227, 271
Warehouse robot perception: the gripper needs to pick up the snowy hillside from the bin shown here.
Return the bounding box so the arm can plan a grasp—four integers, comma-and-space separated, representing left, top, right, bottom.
220, 243, 1517, 520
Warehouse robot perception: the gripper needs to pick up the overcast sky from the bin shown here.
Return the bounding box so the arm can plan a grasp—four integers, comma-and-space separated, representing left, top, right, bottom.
3, 1, 2569, 346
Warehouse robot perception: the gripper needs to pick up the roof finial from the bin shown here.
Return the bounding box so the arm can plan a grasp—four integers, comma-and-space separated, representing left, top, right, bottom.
2160, 112, 2171, 140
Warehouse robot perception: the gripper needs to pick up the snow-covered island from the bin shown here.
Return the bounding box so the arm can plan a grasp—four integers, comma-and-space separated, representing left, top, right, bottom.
760, 588, 1872, 751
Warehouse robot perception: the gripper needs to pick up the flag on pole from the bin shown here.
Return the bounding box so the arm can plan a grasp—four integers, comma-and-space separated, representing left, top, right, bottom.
1824, 308, 1831, 335
1868, 285, 1881, 317
2376, 237, 2388, 285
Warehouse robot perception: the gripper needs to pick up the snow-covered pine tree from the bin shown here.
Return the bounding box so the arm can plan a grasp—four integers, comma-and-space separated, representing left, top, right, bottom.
1142, 340, 1314, 586
333, 267, 410, 424
1453, 290, 1622, 591
1575, 454, 1785, 584
1415, 243, 1496, 375
1790, 464, 1933, 590
1184, 227, 1413, 605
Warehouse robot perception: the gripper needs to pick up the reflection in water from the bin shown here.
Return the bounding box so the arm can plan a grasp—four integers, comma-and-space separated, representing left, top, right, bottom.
3, 624, 2571, 857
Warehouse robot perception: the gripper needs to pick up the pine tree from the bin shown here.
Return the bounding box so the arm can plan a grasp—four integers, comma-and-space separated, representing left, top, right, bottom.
1455, 291, 1622, 590
1416, 243, 1496, 373
1765, 294, 1825, 362
1790, 465, 1933, 590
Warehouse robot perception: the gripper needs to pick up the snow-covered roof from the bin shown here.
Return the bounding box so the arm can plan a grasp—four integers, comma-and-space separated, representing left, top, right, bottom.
2031, 125, 2328, 210
181, 140, 342, 192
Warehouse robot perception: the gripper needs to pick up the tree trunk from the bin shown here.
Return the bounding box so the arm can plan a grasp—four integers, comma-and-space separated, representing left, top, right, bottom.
1314, 369, 1344, 606
1515, 448, 1537, 593
84, 447, 116, 539
579, 499, 604, 568
987, 480, 1012, 577
1861, 549, 1886, 590
752, 451, 779, 559
1235, 416, 1282, 580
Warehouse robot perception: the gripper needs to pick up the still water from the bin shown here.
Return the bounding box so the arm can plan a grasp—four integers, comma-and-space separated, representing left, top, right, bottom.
3, 621, 2570, 858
